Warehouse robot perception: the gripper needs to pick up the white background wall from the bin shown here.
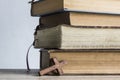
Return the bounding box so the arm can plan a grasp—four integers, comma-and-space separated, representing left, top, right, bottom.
0, 0, 40, 69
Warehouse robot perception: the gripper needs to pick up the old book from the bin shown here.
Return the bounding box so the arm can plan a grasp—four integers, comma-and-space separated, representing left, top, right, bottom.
31, 0, 120, 16
40, 12, 120, 27
40, 50, 50, 70
40, 49, 120, 74
34, 24, 120, 49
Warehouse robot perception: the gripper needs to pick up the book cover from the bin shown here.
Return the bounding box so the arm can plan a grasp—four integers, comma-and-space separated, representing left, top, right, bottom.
31, 0, 120, 16
40, 12, 120, 27
40, 49, 120, 74
34, 24, 120, 49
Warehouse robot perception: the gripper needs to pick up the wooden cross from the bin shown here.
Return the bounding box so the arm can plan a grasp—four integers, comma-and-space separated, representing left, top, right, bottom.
39, 57, 67, 76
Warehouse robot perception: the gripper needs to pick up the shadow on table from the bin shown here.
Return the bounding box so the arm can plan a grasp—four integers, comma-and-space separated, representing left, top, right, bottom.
0, 69, 39, 76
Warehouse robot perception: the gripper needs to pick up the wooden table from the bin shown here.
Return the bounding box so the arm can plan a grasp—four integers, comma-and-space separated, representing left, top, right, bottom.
0, 69, 120, 80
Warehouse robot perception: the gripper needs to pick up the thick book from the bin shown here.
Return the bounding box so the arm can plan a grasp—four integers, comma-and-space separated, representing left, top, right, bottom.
40, 49, 120, 74
34, 24, 120, 49
40, 12, 120, 27
31, 0, 120, 16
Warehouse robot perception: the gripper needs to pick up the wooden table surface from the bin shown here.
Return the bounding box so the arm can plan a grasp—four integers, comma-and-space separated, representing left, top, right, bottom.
0, 69, 120, 80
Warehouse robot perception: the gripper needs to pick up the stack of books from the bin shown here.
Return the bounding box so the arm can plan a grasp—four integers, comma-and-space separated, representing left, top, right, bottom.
31, 0, 120, 74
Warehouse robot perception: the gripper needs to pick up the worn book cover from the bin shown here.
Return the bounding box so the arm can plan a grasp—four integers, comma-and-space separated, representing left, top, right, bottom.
31, 0, 120, 16
34, 24, 120, 49
40, 12, 120, 27
40, 49, 120, 74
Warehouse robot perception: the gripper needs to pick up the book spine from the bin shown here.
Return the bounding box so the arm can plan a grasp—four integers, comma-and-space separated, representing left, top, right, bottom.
40, 49, 50, 70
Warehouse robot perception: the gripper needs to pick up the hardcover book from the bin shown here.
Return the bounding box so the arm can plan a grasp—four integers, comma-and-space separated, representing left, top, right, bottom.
31, 0, 120, 16
34, 24, 120, 49
40, 12, 120, 27
40, 49, 120, 74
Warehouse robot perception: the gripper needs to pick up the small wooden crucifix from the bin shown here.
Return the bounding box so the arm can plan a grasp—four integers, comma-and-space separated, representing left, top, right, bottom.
39, 57, 67, 76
